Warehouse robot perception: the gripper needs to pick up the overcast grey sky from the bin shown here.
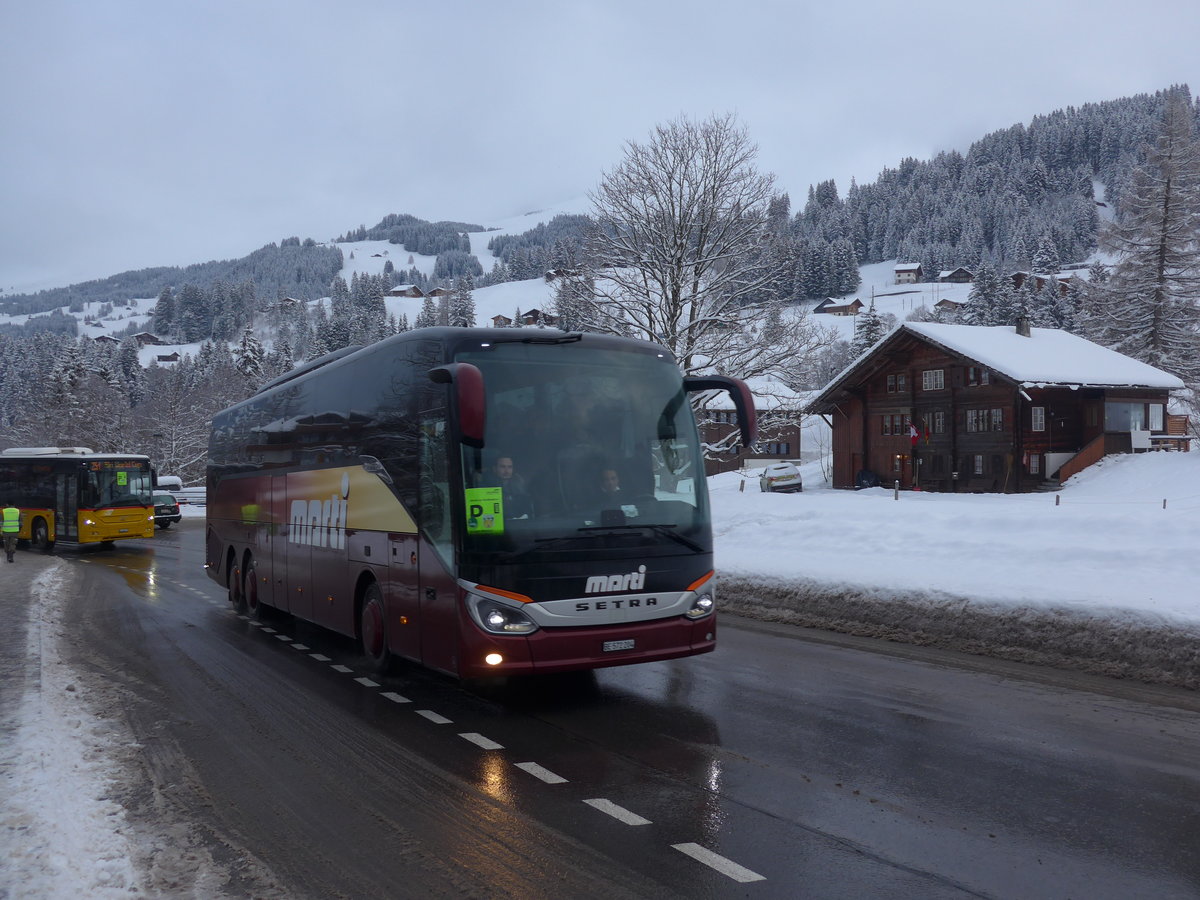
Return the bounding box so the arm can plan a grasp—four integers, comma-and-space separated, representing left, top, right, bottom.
2, 0, 1197, 293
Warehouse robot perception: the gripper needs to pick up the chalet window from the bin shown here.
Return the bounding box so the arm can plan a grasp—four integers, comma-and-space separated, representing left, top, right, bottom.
933, 410, 946, 433
1150, 404, 1164, 431
897, 374, 907, 392
974, 454, 984, 475
1029, 454, 1040, 474
922, 369, 945, 391
1105, 401, 1150, 431
968, 367, 990, 385
761, 442, 790, 455
887, 375, 896, 392
1032, 406, 1046, 432
882, 416, 891, 436
991, 408, 1003, 431
967, 409, 988, 433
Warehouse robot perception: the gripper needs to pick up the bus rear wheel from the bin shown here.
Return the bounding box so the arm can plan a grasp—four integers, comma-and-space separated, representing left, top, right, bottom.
243, 557, 263, 619
360, 582, 391, 673
31, 518, 53, 554
227, 553, 244, 611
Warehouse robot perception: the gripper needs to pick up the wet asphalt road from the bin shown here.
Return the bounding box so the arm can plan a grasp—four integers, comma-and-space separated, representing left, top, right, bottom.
42, 520, 1200, 898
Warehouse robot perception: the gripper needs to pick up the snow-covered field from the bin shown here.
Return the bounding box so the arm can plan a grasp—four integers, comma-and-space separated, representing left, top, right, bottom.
714, 450, 1200, 625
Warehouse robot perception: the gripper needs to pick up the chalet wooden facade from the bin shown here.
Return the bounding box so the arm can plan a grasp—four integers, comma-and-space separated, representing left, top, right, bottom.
806, 321, 1187, 493
894, 263, 923, 284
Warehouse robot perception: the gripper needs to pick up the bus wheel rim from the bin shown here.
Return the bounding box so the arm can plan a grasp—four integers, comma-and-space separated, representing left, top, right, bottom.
363, 599, 384, 658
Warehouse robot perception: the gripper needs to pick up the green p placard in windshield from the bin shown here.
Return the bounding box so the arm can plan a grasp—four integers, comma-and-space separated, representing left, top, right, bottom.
117, 472, 128, 486
465, 487, 504, 534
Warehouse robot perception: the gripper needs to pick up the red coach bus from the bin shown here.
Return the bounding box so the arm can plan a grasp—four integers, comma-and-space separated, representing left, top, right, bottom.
205, 327, 754, 678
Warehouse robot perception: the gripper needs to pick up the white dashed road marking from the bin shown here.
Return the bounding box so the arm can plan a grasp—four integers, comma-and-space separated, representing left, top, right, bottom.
355, 677, 379, 688
416, 710, 452, 725
274, 634, 292, 642
671, 843, 765, 883
459, 733, 504, 750
331, 665, 353, 674
310, 654, 331, 662
584, 798, 651, 826
515, 762, 568, 784
381, 692, 411, 704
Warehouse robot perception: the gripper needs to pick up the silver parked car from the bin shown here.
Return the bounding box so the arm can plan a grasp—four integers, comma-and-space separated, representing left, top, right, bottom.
759, 462, 803, 493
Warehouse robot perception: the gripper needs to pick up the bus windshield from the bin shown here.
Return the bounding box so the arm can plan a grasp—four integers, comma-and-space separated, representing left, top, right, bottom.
81, 462, 154, 509
456, 341, 710, 560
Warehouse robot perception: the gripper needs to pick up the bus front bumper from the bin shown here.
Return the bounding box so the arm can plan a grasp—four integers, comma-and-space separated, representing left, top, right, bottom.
458, 614, 716, 678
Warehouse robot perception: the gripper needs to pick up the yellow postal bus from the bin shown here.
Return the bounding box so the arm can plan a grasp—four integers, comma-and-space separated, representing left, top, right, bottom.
0, 447, 156, 550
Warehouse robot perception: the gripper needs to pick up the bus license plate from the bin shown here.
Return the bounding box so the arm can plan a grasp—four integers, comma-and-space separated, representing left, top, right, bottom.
603, 639, 635, 652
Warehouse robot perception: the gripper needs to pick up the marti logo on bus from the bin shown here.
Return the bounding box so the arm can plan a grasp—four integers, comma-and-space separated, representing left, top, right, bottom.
584, 565, 648, 594
289, 473, 350, 549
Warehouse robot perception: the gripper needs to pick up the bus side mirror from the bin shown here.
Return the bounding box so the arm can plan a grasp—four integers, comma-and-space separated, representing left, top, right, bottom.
684, 375, 758, 447
429, 363, 486, 448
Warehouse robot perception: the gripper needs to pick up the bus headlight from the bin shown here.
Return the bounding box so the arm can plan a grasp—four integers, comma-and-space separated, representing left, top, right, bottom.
469, 596, 539, 635
685, 591, 715, 619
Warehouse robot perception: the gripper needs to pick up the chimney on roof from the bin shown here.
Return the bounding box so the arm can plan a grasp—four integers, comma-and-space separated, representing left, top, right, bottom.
1015, 315, 1031, 338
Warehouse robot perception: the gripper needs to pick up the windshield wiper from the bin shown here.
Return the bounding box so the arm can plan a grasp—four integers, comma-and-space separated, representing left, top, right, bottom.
576, 522, 705, 553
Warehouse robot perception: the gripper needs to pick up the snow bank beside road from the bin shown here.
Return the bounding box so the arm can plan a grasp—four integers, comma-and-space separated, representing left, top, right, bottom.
1, 562, 143, 897
711, 452, 1200, 688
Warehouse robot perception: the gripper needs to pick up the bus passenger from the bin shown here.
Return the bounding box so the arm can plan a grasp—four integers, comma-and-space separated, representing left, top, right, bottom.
599, 468, 623, 497
486, 456, 533, 519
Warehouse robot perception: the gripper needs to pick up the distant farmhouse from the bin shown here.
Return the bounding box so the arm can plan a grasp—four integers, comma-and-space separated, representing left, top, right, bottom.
386, 285, 425, 298
813, 298, 864, 316
805, 320, 1189, 493
938, 267, 975, 283
894, 263, 923, 284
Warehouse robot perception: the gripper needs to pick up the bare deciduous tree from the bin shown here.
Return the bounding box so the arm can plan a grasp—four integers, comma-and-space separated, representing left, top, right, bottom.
584, 113, 832, 382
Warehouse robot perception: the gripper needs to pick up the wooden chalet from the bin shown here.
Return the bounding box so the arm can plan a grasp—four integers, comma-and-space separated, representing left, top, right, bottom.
386, 284, 425, 298
1010, 271, 1072, 295
938, 267, 975, 283
934, 298, 966, 311
805, 320, 1188, 493
813, 298, 864, 316
894, 263, 923, 284
698, 376, 806, 475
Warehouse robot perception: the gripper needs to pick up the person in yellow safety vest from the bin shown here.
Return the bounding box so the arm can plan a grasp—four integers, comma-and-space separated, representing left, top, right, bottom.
2, 502, 20, 563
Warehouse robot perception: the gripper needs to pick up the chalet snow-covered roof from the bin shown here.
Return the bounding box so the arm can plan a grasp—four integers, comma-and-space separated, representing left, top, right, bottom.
807, 322, 1183, 412
894, 263, 922, 272
904, 323, 1183, 389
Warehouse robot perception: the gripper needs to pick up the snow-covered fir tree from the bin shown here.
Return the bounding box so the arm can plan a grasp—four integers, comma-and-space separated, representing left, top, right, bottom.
449, 276, 476, 327
1095, 90, 1200, 380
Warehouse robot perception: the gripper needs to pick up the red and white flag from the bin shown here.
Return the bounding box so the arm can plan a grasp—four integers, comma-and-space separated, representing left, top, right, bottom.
908, 424, 919, 446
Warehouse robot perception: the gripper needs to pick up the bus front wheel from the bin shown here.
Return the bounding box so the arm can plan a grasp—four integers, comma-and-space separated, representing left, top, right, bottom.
31, 518, 53, 554
360, 582, 391, 673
